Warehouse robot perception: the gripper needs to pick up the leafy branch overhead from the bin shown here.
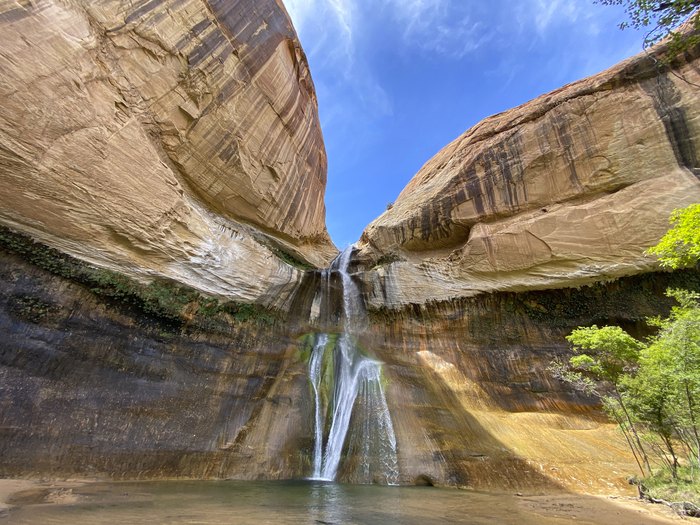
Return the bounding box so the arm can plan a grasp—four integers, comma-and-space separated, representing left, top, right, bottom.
598, 0, 700, 55
645, 203, 700, 269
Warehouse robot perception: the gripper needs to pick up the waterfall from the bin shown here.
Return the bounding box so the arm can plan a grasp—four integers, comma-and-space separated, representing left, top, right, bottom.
309, 333, 328, 479
308, 246, 399, 484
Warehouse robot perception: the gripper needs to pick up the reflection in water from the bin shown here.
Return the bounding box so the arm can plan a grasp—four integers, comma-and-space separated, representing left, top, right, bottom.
309, 481, 348, 524
3, 480, 673, 525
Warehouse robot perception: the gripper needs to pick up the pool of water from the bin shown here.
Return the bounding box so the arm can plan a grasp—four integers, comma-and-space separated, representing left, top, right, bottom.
2, 479, 673, 525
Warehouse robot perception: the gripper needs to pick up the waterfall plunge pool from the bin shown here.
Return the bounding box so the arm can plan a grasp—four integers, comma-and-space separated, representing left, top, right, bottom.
2, 479, 677, 524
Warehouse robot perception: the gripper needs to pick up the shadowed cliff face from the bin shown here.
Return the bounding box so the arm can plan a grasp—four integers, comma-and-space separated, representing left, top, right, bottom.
3, 238, 698, 491
358, 41, 700, 308
0, 248, 314, 480
0, 0, 336, 307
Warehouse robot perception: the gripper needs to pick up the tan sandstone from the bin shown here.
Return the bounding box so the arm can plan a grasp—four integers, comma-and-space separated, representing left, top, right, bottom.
358, 41, 700, 309
0, 0, 336, 307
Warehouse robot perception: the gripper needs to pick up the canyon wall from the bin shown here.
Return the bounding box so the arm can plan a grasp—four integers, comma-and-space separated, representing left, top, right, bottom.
0, 244, 313, 480
362, 270, 698, 490
358, 41, 700, 308
2, 0, 700, 494
349, 36, 700, 490
3, 228, 696, 491
0, 0, 336, 308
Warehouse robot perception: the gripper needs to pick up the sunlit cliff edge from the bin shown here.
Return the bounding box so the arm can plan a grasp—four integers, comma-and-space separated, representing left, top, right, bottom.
358, 37, 700, 308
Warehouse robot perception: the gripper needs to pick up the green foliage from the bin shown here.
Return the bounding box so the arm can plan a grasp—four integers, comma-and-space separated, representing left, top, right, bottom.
270, 246, 315, 271
87, 269, 200, 323
0, 225, 279, 330
646, 204, 700, 269
220, 301, 278, 325
640, 290, 700, 467
548, 359, 599, 394
641, 466, 700, 510
296, 333, 317, 363
556, 298, 700, 480
597, 0, 700, 55
566, 325, 644, 382
197, 297, 222, 318
7, 295, 61, 323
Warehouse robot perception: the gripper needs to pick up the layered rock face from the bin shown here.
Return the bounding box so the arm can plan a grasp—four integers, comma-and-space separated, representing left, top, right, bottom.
345, 39, 700, 489
2, 236, 687, 498
4, 233, 696, 491
366, 279, 672, 491
0, 0, 335, 307
359, 43, 700, 308
0, 248, 314, 480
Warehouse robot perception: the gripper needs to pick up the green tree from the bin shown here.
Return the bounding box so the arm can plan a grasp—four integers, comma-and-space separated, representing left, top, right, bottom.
566, 325, 644, 383
646, 204, 700, 269
556, 325, 651, 475
621, 289, 700, 479
552, 204, 700, 487
649, 290, 700, 470
597, 0, 700, 55
623, 346, 681, 477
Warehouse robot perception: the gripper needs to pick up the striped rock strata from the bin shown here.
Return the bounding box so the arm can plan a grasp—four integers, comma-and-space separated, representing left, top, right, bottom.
358, 41, 700, 309
0, 0, 335, 308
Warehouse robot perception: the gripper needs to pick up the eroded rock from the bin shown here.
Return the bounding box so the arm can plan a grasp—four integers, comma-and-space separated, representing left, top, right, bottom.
358, 41, 700, 308
0, 0, 336, 307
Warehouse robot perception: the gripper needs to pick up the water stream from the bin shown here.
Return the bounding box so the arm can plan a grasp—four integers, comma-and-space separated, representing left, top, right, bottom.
308, 247, 399, 484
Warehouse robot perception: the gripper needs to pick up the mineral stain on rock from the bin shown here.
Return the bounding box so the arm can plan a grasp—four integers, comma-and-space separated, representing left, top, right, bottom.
641, 74, 699, 175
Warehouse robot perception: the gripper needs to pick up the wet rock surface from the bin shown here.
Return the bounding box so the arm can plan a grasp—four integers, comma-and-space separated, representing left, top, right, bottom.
0, 249, 313, 480
2, 237, 698, 490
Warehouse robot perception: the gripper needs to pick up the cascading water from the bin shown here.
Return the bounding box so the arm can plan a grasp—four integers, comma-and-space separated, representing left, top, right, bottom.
309, 333, 329, 479
307, 246, 399, 484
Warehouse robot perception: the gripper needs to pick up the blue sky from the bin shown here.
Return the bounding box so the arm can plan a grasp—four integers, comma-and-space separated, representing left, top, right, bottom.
284, 0, 646, 248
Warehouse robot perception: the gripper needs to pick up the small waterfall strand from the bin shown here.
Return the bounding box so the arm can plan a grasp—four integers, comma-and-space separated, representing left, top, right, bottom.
309, 334, 329, 480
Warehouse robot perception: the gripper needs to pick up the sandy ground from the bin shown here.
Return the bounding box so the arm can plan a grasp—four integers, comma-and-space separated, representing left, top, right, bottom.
515, 493, 684, 524
0, 480, 34, 516
0, 478, 688, 524
0, 479, 87, 516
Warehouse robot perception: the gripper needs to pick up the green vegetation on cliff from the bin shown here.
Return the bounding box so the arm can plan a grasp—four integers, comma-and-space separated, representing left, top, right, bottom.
0, 225, 280, 331
552, 204, 700, 517
270, 246, 315, 271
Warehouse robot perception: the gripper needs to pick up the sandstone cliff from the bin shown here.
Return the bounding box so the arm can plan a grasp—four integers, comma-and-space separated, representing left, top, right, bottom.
358, 41, 700, 308
0, 0, 336, 307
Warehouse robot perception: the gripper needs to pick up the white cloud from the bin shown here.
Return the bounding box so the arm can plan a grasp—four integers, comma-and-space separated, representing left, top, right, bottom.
285, 0, 355, 66
514, 0, 601, 37
384, 0, 488, 59
285, 0, 392, 123
287, 0, 489, 71
285, 0, 353, 74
